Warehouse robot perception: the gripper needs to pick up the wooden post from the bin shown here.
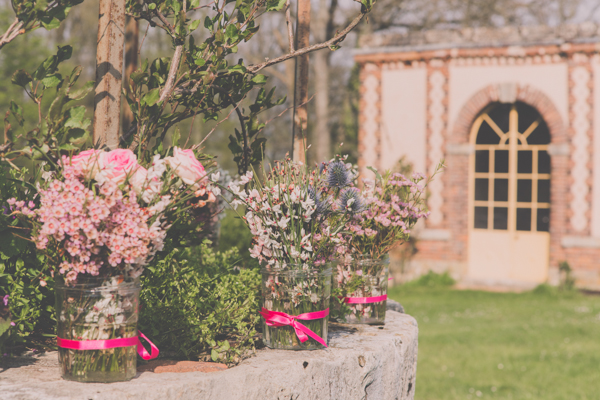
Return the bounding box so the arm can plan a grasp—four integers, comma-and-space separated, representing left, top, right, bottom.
122, 16, 139, 137
291, 0, 311, 163
93, 0, 127, 150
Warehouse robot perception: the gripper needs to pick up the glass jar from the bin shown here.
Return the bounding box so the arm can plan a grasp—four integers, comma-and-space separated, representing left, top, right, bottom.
55, 275, 140, 382
333, 255, 389, 325
260, 266, 331, 350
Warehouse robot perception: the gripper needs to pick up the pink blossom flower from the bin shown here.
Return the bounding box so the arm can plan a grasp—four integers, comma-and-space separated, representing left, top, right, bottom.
164, 147, 207, 189
99, 149, 138, 184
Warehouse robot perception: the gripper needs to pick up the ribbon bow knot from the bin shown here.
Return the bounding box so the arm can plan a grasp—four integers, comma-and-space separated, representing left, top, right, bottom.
259, 307, 329, 347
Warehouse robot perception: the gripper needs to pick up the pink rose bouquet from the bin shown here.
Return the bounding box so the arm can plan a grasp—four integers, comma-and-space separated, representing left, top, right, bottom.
9, 147, 217, 284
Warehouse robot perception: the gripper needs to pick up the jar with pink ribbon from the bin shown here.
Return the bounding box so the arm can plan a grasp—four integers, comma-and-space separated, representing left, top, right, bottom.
55, 276, 156, 382
260, 266, 332, 350
332, 255, 389, 325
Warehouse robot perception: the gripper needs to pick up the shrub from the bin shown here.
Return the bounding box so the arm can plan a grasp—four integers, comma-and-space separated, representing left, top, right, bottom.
138, 240, 261, 365
403, 271, 456, 289
0, 167, 55, 355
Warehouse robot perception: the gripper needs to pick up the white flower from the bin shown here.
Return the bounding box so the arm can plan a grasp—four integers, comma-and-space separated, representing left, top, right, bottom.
301, 197, 315, 210
211, 171, 221, 182
210, 186, 221, 197
230, 184, 248, 199
149, 195, 171, 215
277, 217, 290, 229
240, 171, 253, 184
249, 244, 262, 259
41, 170, 54, 182
148, 154, 166, 179
130, 166, 148, 196
231, 199, 243, 209
290, 247, 300, 258
272, 204, 281, 214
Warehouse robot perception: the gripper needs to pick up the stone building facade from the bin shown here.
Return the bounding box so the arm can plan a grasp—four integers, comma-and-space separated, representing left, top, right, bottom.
355, 23, 600, 289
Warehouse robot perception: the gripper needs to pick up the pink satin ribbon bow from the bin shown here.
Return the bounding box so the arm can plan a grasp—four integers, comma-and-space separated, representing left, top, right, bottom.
57, 331, 159, 360
259, 307, 329, 347
344, 294, 387, 304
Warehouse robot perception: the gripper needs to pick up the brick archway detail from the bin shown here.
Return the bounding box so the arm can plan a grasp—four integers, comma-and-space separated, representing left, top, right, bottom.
450, 83, 567, 144
441, 82, 568, 271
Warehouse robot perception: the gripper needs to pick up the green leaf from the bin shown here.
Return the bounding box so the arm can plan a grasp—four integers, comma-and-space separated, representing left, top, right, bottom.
225, 24, 239, 42
189, 19, 201, 32
11, 70, 32, 88
41, 18, 61, 30
64, 106, 90, 129
65, 128, 89, 145
266, 0, 286, 11
204, 16, 212, 29
367, 166, 383, 181
189, 0, 199, 8
211, 349, 219, 361
56, 45, 73, 63
48, 90, 67, 121
59, 143, 79, 151
148, 2, 156, 9
32, 144, 50, 160
251, 74, 267, 84
9, 102, 24, 127
68, 81, 94, 100
172, 126, 181, 147
41, 73, 62, 89
142, 88, 161, 107
0, 316, 11, 338
129, 71, 148, 86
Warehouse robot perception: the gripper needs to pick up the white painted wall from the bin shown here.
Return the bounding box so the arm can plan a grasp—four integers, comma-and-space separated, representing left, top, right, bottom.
380, 68, 427, 173
448, 63, 569, 130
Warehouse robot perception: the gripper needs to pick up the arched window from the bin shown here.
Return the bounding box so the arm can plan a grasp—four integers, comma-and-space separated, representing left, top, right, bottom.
471, 102, 551, 233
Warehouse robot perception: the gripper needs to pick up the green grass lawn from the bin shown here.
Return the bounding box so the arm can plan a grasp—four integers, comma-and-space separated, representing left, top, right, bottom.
388, 279, 600, 400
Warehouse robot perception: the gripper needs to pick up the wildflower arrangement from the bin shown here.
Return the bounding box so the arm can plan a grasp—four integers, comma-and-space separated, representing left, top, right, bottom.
332, 164, 443, 324
226, 154, 362, 270
224, 154, 363, 349
7, 146, 216, 380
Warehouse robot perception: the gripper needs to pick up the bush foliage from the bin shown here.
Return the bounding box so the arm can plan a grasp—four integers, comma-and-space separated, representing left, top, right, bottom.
139, 240, 260, 365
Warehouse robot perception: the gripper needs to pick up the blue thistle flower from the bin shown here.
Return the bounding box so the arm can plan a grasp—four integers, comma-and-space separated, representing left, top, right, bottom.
326, 161, 350, 188
307, 186, 331, 216
338, 188, 365, 214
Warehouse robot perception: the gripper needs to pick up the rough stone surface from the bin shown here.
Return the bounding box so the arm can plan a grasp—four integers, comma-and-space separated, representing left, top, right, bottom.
136, 360, 228, 374
386, 299, 405, 314
0, 311, 418, 400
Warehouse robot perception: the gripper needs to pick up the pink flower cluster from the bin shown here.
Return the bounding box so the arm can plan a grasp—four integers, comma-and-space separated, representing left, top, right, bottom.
339, 171, 431, 261
10, 166, 167, 283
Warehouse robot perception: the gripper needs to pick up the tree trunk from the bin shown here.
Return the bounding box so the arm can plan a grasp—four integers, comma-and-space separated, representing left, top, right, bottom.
292, 0, 311, 162
93, 0, 126, 149
312, 0, 331, 163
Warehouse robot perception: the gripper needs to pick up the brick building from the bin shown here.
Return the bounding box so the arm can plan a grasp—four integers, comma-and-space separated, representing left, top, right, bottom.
355, 23, 600, 289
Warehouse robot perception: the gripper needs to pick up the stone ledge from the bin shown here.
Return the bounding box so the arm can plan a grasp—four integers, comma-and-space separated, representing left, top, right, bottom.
417, 229, 452, 241
0, 311, 418, 400
561, 235, 600, 248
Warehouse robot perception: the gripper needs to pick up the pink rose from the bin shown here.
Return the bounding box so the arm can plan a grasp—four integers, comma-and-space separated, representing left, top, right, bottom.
64, 149, 104, 178
99, 149, 138, 184
165, 147, 207, 189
